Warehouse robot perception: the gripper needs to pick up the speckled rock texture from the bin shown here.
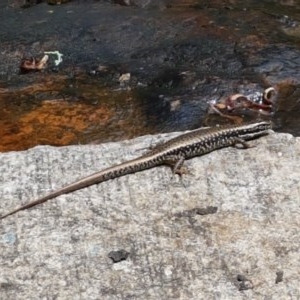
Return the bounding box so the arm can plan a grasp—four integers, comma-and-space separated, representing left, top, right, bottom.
0, 130, 299, 299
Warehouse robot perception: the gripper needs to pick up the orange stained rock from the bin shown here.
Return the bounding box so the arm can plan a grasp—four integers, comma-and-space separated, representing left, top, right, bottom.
0, 100, 112, 152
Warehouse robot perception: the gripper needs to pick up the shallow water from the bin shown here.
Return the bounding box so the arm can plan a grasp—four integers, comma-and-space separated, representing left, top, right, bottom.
0, 1, 299, 151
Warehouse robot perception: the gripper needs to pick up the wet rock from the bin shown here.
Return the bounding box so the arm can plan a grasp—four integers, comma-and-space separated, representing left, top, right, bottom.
112, 0, 199, 8
47, 0, 69, 4
1, 0, 300, 151
248, 45, 300, 86
7, 0, 42, 8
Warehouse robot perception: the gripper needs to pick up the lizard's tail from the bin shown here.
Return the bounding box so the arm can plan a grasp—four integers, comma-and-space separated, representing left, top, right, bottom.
0, 153, 162, 220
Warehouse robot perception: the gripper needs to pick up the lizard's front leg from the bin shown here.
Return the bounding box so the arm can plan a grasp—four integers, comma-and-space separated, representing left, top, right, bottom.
163, 155, 189, 176
232, 137, 253, 149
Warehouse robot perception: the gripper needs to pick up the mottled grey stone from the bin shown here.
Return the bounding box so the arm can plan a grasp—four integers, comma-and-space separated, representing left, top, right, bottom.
0, 131, 299, 299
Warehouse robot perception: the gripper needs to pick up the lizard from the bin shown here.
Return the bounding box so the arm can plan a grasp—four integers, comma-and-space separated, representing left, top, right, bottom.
0, 121, 272, 220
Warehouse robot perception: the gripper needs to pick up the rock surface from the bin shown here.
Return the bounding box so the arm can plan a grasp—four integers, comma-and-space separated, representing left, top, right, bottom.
0, 130, 299, 299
